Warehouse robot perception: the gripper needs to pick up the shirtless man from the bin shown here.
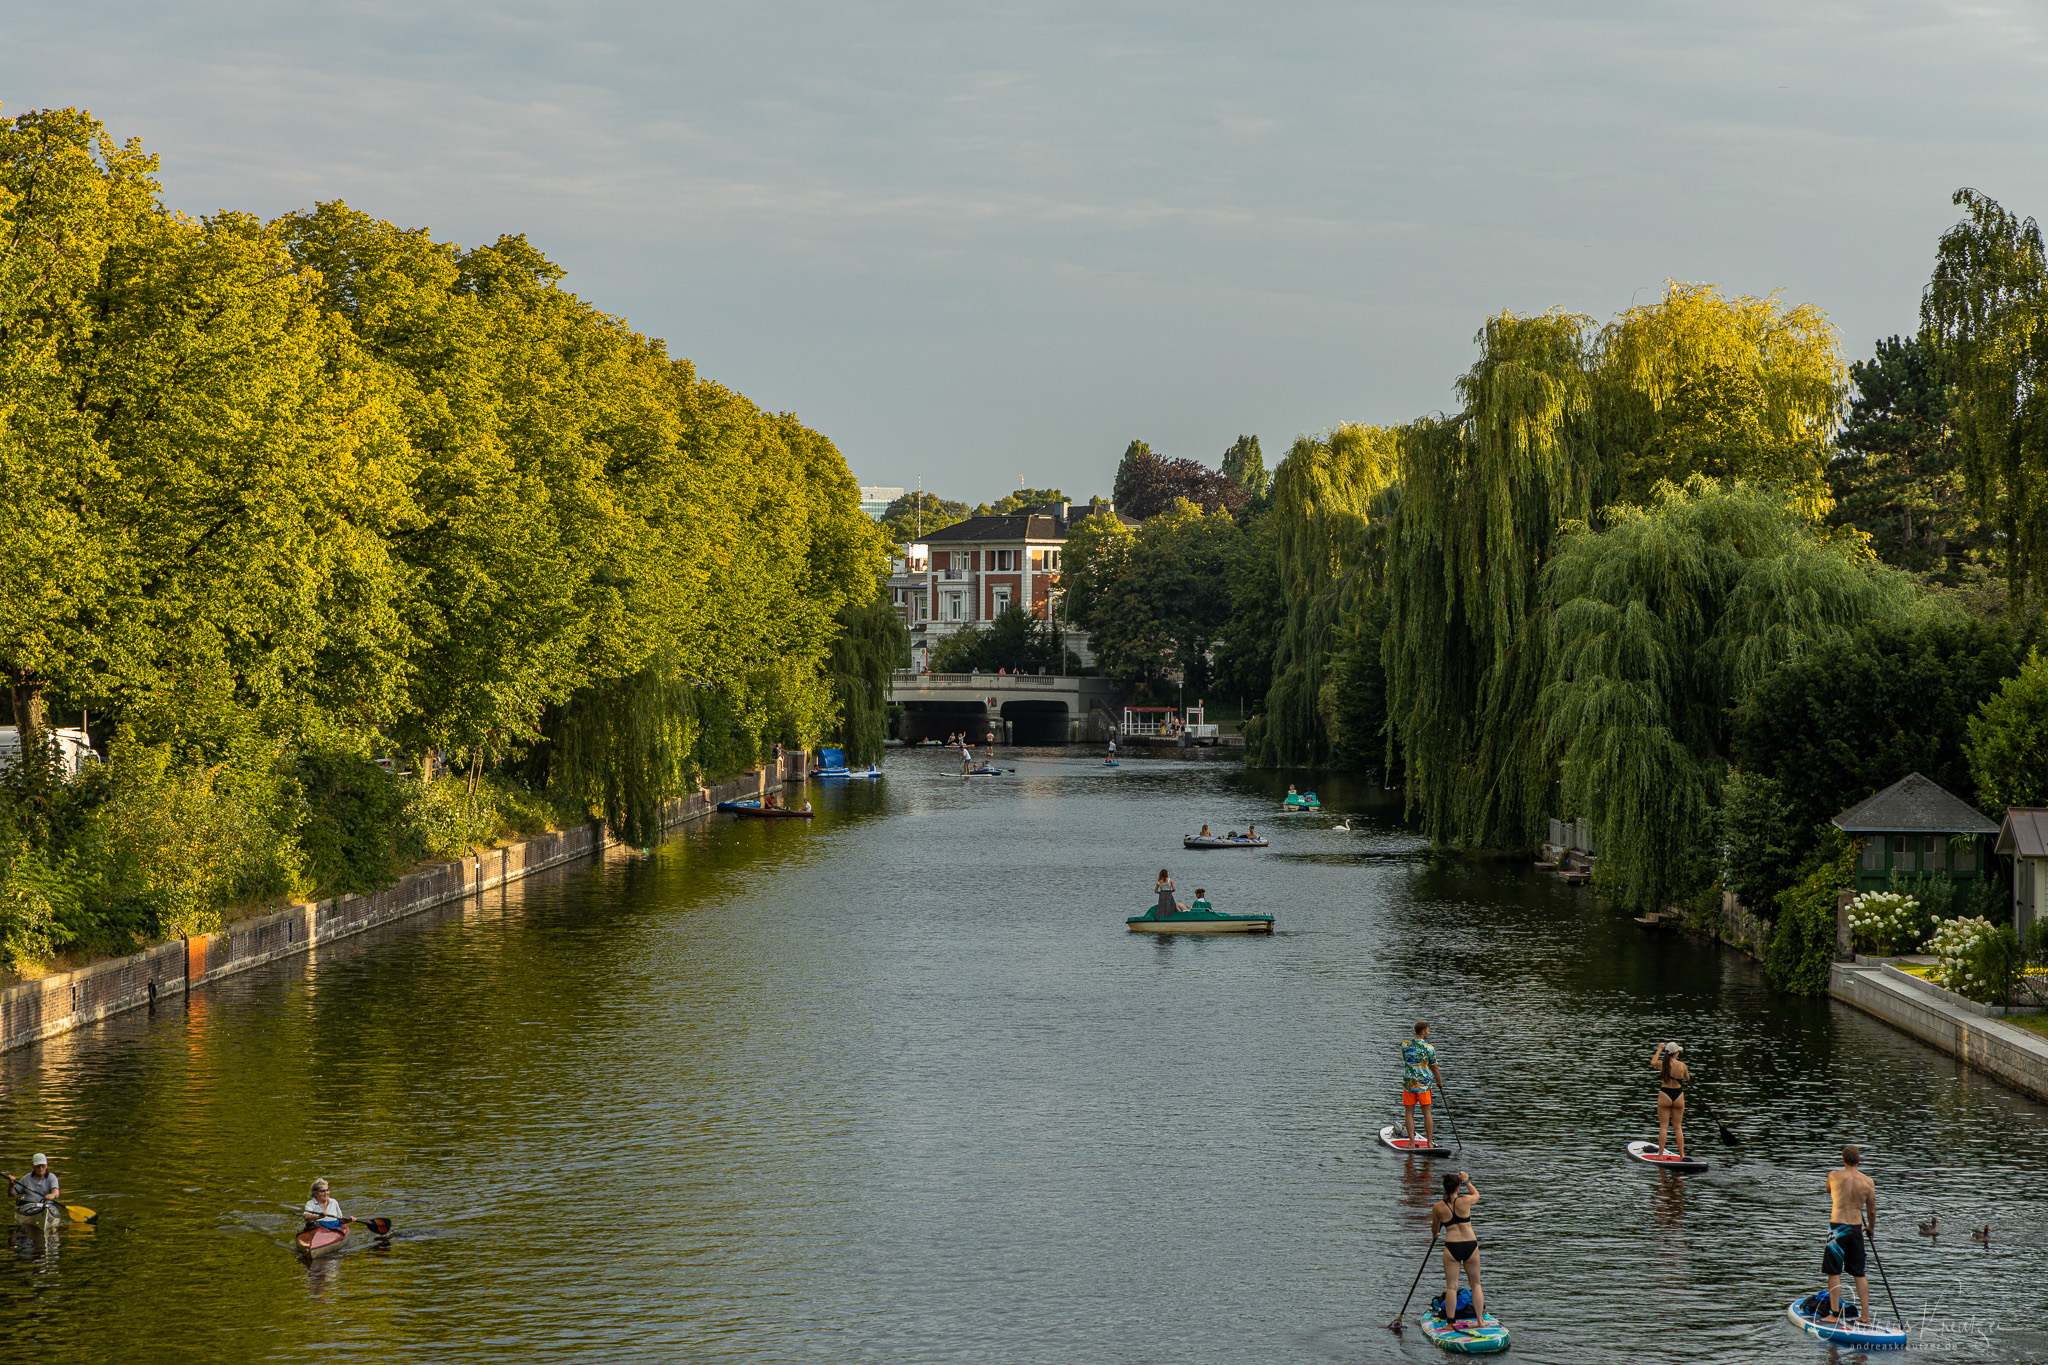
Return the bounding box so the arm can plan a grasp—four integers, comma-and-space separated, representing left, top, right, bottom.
1822, 1145, 1878, 1324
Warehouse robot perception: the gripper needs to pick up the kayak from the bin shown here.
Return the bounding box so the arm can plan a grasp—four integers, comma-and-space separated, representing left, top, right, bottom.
1378, 1125, 1453, 1157
1625, 1140, 1708, 1172
715, 800, 814, 819
1421, 1307, 1510, 1354
1786, 1294, 1906, 1349
1127, 905, 1274, 934
1183, 835, 1268, 849
12, 1203, 60, 1229
295, 1223, 349, 1258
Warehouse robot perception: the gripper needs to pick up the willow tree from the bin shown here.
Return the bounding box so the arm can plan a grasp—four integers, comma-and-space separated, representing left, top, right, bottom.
1921, 189, 2048, 601
1259, 425, 1399, 766
1542, 478, 1910, 912
826, 589, 911, 765
1386, 311, 1597, 846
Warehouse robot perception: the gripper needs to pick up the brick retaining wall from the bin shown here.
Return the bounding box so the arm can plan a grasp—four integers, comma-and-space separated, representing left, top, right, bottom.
1, 768, 783, 1055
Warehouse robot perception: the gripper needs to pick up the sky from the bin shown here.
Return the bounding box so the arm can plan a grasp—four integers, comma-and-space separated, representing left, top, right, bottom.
5, 1, 2046, 503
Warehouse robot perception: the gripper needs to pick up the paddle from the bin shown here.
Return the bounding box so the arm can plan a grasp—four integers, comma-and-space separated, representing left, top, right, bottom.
5, 1174, 94, 1224
1432, 1080, 1463, 1154
1867, 1229, 1905, 1331
1688, 1089, 1740, 1146
1387, 1227, 1441, 1335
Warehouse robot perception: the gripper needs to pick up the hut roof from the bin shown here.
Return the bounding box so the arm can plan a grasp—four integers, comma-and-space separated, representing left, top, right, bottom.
1996, 808, 2048, 860
1830, 772, 1999, 836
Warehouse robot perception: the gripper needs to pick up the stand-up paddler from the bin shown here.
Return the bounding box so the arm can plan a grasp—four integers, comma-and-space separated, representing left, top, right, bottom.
1401, 1021, 1441, 1146
1820, 1145, 1878, 1325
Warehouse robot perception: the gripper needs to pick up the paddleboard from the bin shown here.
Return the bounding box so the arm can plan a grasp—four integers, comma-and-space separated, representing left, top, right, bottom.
1420, 1308, 1510, 1354
1378, 1125, 1453, 1157
1625, 1140, 1708, 1172
1785, 1294, 1906, 1349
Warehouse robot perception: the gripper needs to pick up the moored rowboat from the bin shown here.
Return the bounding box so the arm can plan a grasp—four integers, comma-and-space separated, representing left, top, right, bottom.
295, 1223, 349, 1258
715, 800, 814, 819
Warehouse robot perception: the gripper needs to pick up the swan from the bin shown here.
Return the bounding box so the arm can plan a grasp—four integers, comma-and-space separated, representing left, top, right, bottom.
1332, 819, 1352, 832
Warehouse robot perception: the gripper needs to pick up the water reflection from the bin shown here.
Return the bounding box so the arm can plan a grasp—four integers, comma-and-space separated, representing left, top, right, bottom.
0, 749, 2042, 1363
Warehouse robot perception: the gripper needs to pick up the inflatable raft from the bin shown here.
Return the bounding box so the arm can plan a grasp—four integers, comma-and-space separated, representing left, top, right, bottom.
1183, 835, 1268, 849
1126, 905, 1274, 934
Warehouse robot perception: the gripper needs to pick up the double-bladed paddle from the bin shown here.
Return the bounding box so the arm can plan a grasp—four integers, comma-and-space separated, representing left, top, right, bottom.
5, 1173, 95, 1224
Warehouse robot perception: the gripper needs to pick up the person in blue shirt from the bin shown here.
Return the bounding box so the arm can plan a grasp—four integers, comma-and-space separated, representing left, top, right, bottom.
1402, 1021, 1442, 1146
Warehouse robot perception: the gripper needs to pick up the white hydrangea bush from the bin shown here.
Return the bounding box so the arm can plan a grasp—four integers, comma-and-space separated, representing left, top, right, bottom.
1848, 891, 1920, 955
1926, 916, 2002, 999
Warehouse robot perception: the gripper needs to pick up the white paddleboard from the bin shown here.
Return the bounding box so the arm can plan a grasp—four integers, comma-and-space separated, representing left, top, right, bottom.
1379, 1125, 1453, 1157
1786, 1295, 1907, 1349
1625, 1139, 1708, 1172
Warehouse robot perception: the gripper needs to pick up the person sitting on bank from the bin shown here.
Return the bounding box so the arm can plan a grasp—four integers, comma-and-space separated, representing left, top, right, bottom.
1651, 1042, 1689, 1158
9, 1154, 58, 1214
1190, 888, 1212, 911
303, 1178, 344, 1232
1820, 1145, 1879, 1325
1431, 1170, 1485, 1324
1154, 870, 1185, 917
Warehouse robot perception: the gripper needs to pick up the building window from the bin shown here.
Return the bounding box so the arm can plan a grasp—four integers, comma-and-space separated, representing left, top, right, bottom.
1924, 835, 1945, 871
1892, 835, 1913, 871
1048, 549, 1061, 571
1954, 837, 1977, 873
993, 588, 1012, 615
915, 590, 928, 621
1859, 839, 1883, 872
945, 592, 964, 621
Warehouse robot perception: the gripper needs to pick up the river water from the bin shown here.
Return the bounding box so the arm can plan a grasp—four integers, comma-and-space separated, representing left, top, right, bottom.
2, 747, 2044, 1363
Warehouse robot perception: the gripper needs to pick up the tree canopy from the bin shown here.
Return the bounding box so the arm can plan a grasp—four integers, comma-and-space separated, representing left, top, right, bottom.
1112, 440, 1250, 519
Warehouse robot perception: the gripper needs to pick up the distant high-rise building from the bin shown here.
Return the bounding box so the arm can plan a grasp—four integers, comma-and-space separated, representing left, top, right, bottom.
858, 485, 904, 520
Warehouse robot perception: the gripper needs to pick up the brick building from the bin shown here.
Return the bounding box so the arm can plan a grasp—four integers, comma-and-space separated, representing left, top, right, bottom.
888, 501, 1136, 670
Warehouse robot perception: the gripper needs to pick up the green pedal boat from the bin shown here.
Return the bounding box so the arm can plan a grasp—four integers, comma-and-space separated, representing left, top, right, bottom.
1127, 905, 1274, 934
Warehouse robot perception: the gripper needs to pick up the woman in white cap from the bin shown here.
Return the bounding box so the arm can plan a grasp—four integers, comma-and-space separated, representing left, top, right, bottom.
302, 1178, 344, 1232
9, 1154, 59, 1214
1651, 1042, 1690, 1158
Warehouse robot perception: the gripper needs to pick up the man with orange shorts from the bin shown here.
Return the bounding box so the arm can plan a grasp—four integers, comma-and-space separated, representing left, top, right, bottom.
1402, 1020, 1441, 1145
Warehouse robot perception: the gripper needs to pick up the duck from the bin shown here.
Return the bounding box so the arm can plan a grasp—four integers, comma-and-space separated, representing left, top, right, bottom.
1917, 1215, 1939, 1236
1970, 1225, 1991, 1244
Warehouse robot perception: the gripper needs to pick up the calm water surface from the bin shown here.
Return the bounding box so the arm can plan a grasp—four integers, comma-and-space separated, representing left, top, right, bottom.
3, 748, 2044, 1363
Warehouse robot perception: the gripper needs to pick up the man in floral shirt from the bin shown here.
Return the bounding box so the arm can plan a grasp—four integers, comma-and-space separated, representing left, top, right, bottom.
1401, 1021, 1442, 1146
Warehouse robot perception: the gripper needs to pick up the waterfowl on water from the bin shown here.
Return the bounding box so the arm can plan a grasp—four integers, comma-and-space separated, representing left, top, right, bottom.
1332, 819, 1351, 831
1970, 1225, 1991, 1244
1918, 1215, 1939, 1236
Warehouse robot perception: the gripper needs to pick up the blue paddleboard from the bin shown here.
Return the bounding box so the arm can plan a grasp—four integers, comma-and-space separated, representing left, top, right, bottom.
1785, 1295, 1906, 1349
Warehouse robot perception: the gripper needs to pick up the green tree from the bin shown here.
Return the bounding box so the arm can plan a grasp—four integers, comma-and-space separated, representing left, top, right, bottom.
1765, 833, 1856, 995
880, 491, 970, 543
1719, 769, 1804, 911
1967, 648, 2048, 808
1732, 614, 2019, 837
1261, 426, 1398, 768
987, 488, 1067, 516
826, 589, 911, 764
1212, 510, 1283, 710
1827, 336, 1978, 574
1061, 500, 1238, 687
1922, 189, 2048, 600
1222, 435, 1268, 503
1542, 479, 1909, 913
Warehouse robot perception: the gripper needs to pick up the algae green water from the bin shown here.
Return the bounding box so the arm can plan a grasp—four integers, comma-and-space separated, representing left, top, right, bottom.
3, 747, 2044, 1362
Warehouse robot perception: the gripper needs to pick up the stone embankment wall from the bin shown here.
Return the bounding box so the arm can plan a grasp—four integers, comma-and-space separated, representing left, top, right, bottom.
1830, 961, 2048, 1104
0, 767, 788, 1056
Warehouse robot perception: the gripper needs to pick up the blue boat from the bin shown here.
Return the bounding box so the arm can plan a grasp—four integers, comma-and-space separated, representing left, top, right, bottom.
814, 747, 881, 780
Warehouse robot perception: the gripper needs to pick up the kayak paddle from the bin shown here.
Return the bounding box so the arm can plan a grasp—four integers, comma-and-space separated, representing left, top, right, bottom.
352, 1217, 393, 1235
5, 1175, 94, 1224
1388, 1227, 1441, 1334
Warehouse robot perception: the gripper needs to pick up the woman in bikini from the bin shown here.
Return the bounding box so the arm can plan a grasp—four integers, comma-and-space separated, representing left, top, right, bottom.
1652, 1042, 1689, 1158
1431, 1170, 1484, 1323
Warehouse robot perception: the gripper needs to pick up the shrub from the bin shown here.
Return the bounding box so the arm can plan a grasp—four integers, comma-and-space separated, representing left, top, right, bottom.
1766, 834, 1856, 995
1848, 891, 1921, 955
1926, 915, 2022, 1002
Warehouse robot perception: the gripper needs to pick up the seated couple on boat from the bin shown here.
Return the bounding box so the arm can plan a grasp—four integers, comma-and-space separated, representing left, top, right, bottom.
1152, 872, 1214, 916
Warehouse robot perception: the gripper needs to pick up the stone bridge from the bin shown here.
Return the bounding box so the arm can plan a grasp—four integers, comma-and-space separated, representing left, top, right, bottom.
890, 672, 1123, 744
